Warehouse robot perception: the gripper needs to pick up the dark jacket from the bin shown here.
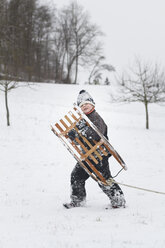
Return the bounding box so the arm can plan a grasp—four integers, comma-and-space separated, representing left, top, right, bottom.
68, 109, 108, 144
85, 109, 108, 141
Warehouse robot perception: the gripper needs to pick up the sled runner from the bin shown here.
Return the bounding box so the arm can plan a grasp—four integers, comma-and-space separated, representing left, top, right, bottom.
51, 104, 127, 186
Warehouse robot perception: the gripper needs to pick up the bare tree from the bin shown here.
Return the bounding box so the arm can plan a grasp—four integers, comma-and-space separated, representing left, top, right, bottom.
0, 74, 19, 126
56, 1, 104, 84
116, 58, 165, 129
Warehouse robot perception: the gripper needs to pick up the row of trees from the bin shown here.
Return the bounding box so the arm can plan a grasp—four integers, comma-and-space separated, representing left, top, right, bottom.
0, 0, 114, 126
0, 0, 113, 84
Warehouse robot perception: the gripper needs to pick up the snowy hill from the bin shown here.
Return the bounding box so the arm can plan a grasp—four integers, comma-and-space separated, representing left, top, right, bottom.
0, 83, 165, 248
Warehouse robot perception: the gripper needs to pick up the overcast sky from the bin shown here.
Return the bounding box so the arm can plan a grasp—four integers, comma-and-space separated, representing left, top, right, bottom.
41, 0, 165, 81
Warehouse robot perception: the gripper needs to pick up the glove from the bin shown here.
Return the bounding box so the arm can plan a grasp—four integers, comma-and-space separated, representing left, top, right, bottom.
76, 119, 86, 130
76, 119, 91, 138
80, 126, 89, 138
68, 129, 77, 141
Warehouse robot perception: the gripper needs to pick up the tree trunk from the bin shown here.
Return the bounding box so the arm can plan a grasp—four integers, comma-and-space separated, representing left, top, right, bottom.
66, 68, 71, 84
74, 56, 78, 84
5, 87, 10, 126
144, 101, 149, 129
59, 52, 66, 83
66, 62, 73, 84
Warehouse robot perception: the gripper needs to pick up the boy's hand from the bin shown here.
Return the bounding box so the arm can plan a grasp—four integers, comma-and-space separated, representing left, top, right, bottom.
76, 119, 91, 138
79, 126, 90, 138
76, 119, 86, 130
68, 129, 77, 141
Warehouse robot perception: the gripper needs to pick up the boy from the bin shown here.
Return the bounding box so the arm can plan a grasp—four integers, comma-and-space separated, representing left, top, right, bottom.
64, 90, 126, 209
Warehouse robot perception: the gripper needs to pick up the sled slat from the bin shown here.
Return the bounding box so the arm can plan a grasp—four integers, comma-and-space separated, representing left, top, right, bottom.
75, 137, 98, 164
55, 125, 83, 158
72, 126, 102, 161
84, 138, 103, 160
74, 107, 81, 116
85, 158, 107, 183
81, 140, 103, 161
70, 140, 83, 156
69, 111, 80, 122
81, 162, 104, 183
64, 115, 78, 130
60, 119, 68, 129
64, 115, 73, 125
93, 140, 108, 156
82, 162, 106, 184
51, 126, 58, 136
80, 135, 103, 161
59, 118, 78, 135
55, 123, 64, 132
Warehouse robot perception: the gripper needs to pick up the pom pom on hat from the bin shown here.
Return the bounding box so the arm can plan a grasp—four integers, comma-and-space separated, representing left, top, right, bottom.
77, 90, 95, 107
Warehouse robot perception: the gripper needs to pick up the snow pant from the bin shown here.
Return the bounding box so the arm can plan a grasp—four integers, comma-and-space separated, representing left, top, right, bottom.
70, 156, 125, 204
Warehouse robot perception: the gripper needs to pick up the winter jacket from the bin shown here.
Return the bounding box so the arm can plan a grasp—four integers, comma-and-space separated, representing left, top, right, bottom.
85, 109, 108, 141
68, 109, 108, 142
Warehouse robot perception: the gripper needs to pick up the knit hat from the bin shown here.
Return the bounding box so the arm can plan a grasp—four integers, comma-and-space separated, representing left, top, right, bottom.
77, 90, 95, 107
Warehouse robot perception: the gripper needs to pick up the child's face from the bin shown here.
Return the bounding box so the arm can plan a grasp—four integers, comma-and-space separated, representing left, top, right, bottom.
80, 103, 94, 114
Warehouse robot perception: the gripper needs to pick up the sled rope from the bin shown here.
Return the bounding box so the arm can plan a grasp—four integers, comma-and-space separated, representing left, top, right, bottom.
108, 178, 165, 195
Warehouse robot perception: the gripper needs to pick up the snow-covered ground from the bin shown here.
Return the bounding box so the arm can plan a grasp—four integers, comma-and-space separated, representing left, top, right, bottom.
0, 83, 165, 248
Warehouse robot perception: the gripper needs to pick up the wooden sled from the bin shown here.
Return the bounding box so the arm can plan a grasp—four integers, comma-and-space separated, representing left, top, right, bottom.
51, 104, 127, 186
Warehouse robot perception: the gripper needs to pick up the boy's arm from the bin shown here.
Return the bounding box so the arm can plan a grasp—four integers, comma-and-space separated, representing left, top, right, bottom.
87, 117, 107, 141
77, 115, 107, 141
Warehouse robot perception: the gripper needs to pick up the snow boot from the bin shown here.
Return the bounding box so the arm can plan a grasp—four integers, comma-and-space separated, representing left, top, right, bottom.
111, 192, 126, 208
63, 198, 86, 209
63, 201, 81, 209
